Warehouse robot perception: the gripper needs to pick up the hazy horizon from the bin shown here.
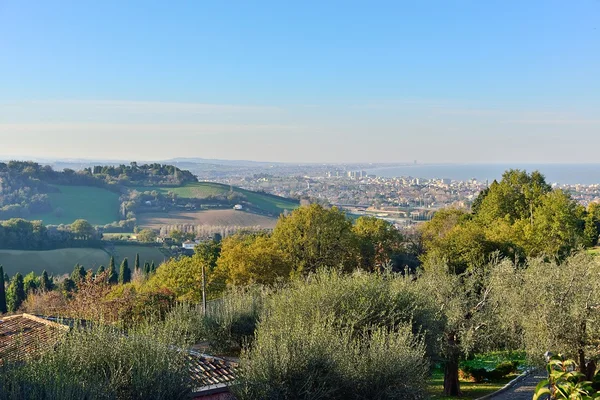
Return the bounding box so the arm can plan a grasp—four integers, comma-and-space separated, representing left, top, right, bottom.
1, 1, 599, 163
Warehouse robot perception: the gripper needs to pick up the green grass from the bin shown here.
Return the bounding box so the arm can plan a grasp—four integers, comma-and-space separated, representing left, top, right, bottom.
32, 185, 121, 225
135, 182, 299, 215
587, 246, 600, 256
0, 248, 111, 277
427, 352, 526, 399
427, 369, 515, 399
0, 245, 166, 277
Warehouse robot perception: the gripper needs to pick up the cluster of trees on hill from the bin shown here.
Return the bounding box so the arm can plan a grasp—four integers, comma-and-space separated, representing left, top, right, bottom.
421, 169, 599, 273
0, 161, 197, 222
83, 162, 196, 186
0, 218, 102, 250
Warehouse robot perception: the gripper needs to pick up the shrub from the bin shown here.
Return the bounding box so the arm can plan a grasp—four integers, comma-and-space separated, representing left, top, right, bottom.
234, 319, 428, 400
203, 286, 266, 354
232, 270, 437, 399
0, 321, 192, 400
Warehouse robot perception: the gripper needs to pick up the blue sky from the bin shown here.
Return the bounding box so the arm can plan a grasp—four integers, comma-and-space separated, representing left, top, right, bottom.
0, 1, 599, 163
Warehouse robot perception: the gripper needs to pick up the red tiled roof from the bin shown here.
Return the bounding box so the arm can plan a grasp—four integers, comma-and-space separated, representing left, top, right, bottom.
0, 313, 69, 363
188, 350, 238, 394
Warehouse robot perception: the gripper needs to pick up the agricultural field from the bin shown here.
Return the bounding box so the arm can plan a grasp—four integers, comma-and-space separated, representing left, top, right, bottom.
0, 245, 166, 277
32, 185, 121, 226
137, 209, 278, 230
134, 182, 298, 215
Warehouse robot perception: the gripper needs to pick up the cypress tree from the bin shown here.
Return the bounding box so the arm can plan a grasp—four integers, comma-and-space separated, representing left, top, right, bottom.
71, 264, 86, 284
134, 253, 140, 271
0, 266, 7, 314
7, 273, 25, 312
40, 270, 52, 292
61, 277, 76, 294
143, 262, 150, 275
150, 261, 156, 273
97, 265, 105, 275
107, 257, 118, 284
119, 258, 131, 284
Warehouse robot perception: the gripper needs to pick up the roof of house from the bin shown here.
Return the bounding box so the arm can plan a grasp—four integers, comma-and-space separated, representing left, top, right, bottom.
0, 314, 237, 395
188, 350, 238, 395
0, 313, 69, 363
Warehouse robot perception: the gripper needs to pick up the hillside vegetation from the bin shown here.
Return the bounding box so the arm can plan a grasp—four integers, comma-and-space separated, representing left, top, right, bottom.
134, 182, 298, 215
32, 185, 121, 225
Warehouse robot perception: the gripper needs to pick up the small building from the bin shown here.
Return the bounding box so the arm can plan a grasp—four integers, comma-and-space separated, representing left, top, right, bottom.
233, 204, 243, 211
182, 241, 197, 250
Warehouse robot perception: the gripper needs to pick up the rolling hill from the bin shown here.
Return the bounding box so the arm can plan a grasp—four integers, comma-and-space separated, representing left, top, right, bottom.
0, 245, 166, 277
31, 185, 121, 225
134, 182, 299, 215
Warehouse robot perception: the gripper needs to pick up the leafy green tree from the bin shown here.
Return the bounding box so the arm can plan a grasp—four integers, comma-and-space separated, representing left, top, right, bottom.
137, 229, 157, 243
216, 233, 290, 286
525, 189, 584, 258
145, 255, 219, 302
420, 209, 494, 274
40, 270, 52, 291
60, 277, 76, 297
583, 214, 599, 247
271, 204, 358, 275
353, 216, 403, 271
23, 272, 39, 293
119, 258, 131, 284
134, 253, 140, 271
7, 273, 25, 312
0, 266, 6, 313
107, 256, 118, 284
491, 254, 600, 375
70, 219, 95, 240
474, 169, 551, 225
71, 264, 86, 284
96, 265, 105, 275
415, 261, 502, 396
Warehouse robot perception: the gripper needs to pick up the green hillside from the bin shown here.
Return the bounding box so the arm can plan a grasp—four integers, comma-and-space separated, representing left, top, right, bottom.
135, 182, 299, 215
0, 245, 166, 277
32, 185, 121, 225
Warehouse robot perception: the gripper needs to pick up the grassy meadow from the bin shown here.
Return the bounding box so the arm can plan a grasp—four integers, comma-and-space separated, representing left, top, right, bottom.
0, 245, 165, 277
135, 182, 298, 215
32, 185, 121, 225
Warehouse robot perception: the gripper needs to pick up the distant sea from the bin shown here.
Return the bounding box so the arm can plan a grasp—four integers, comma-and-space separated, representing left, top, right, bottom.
366, 164, 600, 185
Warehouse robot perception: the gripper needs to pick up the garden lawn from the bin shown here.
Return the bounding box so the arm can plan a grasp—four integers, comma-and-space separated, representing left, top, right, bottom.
427, 369, 515, 400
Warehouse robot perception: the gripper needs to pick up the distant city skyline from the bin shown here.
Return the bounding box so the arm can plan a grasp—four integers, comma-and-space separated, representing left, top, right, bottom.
1, 1, 599, 163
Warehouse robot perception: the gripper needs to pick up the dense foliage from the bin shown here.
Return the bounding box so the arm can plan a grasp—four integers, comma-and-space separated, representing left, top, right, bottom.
234, 270, 438, 400
0, 317, 193, 400
420, 169, 593, 273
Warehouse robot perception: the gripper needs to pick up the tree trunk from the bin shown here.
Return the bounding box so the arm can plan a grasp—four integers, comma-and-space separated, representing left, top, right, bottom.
444, 334, 462, 396
579, 320, 587, 377
579, 348, 587, 377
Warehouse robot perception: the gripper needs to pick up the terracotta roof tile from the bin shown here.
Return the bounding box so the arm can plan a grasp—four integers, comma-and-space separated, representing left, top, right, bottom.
0, 314, 68, 364
188, 351, 238, 393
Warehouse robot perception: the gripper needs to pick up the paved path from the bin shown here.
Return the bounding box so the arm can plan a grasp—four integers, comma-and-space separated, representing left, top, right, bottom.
489, 370, 546, 400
